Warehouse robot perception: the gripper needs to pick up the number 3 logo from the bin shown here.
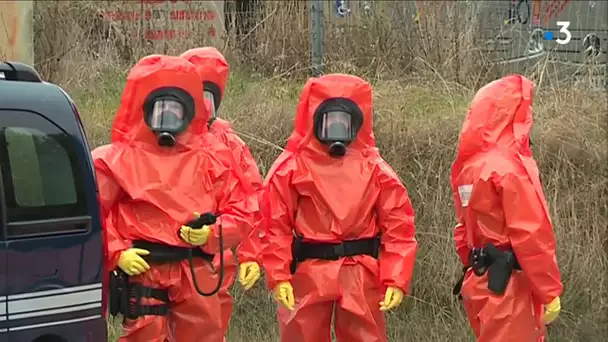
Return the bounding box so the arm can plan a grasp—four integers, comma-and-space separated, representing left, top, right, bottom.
556, 21, 572, 45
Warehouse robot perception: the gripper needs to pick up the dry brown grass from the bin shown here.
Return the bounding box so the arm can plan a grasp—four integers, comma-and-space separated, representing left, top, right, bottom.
18, 1, 608, 341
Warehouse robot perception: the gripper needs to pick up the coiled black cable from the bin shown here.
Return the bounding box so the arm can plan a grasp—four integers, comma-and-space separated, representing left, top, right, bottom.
185, 212, 224, 296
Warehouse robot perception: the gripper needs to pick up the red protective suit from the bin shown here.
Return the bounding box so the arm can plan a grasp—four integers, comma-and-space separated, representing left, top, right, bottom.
450, 75, 563, 342
92, 55, 255, 342
262, 74, 418, 342
181, 47, 264, 336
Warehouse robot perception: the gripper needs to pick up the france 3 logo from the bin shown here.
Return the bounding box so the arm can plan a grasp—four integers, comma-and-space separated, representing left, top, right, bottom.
545, 21, 572, 45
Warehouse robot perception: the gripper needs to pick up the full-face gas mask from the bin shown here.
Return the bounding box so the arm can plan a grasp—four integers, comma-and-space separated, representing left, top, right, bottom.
203, 81, 222, 119
313, 98, 363, 158
143, 87, 195, 147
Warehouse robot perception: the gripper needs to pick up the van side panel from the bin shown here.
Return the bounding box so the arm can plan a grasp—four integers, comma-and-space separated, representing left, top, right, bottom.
0, 81, 106, 341
4, 319, 105, 342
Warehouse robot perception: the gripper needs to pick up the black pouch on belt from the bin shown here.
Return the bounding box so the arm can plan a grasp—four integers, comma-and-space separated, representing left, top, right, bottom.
486, 244, 519, 294
109, 269, 129, 317
470, 244, 521, 295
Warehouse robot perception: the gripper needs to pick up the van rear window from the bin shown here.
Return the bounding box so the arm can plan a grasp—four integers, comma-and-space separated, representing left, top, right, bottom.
0, 110, 87, 235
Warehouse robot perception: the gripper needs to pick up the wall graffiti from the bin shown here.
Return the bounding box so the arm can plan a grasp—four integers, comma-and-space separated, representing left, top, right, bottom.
531, 0, 541, 25
506, 0, 530, 25
544, 0, 570, 25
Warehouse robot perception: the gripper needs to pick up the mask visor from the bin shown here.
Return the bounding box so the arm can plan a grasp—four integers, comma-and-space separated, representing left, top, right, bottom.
148, 99, 185, 132
318, 111, 353, 142
204, 90, 217, 118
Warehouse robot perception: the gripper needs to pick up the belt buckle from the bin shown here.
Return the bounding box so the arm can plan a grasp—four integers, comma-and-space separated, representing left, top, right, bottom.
332, 244, 345, 259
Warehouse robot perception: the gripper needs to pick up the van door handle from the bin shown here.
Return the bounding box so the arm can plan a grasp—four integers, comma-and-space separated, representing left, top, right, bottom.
35, 268, 59, 280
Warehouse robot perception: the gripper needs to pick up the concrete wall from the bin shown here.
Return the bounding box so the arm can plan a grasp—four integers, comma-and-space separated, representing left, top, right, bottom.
0, 0, 34, 65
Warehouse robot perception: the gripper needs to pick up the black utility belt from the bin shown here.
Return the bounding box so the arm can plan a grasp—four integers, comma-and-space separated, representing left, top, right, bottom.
290, 235, 381, 274
109, 240, 215, 320
132, 240, 214, 264
109, 270, 170, 320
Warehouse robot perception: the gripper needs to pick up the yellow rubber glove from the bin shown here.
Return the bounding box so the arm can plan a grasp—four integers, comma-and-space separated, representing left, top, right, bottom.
238, 261, 261, 290
379, 286, 404, 311
542, 297, 561, 324
180, 225, 211, 246
273, 281, 295, 311
117, 248, 150, 276
180, 212, 212, 246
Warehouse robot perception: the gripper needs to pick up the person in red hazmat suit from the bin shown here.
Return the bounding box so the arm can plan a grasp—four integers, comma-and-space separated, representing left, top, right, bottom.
261, 73, 419, 342
179, 47, 264, 336
93, 54, 256, 342
450, 74, 563, 342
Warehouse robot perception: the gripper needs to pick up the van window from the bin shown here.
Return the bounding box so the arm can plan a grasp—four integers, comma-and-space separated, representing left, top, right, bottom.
0, 110, 87, 235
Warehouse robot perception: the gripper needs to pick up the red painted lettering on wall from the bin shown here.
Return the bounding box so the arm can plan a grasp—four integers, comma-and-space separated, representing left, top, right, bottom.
144, 29, 191, 40
99, 1, 219, 41
100, 9, 216, 22
170, 10, 217, 21
532, 0, 541, 25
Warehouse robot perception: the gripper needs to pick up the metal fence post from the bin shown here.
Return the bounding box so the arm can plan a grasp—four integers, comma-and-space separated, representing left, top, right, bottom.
311, 0, 324, 77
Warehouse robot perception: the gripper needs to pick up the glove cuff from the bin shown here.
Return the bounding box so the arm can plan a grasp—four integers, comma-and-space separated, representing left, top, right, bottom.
546, 297, 561, 310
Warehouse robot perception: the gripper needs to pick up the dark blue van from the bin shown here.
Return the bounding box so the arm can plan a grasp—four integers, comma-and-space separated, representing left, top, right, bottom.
0, 62, 107, 342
